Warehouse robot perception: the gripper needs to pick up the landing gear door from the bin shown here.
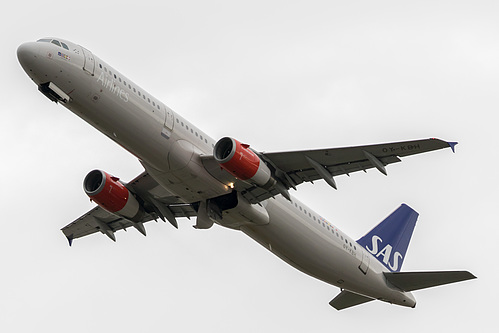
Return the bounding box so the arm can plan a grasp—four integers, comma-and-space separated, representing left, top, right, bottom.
81, 47, 95, 76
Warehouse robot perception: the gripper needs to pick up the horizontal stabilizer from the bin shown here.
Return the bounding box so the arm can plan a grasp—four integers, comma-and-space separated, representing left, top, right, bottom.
329, 290, 374, 310
384, 271, 476, 292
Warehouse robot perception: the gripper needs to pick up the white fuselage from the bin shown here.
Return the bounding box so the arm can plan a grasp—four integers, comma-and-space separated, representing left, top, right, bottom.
17, 39, 416, 307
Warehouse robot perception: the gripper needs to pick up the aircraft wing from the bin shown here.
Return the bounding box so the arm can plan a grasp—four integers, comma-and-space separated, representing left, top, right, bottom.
202, 138, 456, 204
61, 172, 197, 245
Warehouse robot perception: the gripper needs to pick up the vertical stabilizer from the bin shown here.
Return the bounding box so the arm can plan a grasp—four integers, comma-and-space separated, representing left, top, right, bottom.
357, 204, 418, 272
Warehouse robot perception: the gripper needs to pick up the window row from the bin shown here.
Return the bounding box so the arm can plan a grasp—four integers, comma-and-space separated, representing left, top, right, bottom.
98, 63, 162, 111
292, 201, 357, 250
175, 118, 214, 147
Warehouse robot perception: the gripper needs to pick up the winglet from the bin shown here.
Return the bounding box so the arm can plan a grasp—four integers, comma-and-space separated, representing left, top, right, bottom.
447, 141, 458, 153
66, 234, 74, 247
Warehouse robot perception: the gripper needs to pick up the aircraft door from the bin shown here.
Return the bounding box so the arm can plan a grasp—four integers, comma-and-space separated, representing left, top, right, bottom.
164, 106, 174, 130
161, 104, 175, 139
81, 47, 95, 75
359, 250, 370, 275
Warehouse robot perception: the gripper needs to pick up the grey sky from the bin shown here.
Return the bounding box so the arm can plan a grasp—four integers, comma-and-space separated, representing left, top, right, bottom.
1, 1, 496, 332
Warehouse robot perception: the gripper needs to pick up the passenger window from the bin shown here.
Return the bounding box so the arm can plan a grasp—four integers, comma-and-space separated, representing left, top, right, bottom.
61, 42, 69, 50
51, 40, 61, 47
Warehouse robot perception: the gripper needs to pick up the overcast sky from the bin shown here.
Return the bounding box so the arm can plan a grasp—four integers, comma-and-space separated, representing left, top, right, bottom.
1, 1, 496, 332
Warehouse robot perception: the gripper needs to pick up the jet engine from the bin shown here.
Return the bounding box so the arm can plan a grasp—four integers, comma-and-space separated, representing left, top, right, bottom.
83, 169, 143, 221
214, 137, 275, 187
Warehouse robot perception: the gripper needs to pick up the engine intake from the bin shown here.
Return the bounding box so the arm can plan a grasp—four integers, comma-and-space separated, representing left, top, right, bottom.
84, 170, 143, 221
214, 137, 274, 187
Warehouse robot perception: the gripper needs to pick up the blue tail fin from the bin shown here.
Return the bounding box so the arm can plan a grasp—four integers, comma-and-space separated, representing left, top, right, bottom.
356, 204, 419, 272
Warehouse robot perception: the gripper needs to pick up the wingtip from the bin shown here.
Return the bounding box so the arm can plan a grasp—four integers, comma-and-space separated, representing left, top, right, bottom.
447, 141, 458, 153
429, 138, 458, 153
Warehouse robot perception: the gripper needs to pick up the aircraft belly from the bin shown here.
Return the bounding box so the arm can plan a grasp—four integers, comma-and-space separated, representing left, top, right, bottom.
242, 197, 361, 287
241, 196, 411, 303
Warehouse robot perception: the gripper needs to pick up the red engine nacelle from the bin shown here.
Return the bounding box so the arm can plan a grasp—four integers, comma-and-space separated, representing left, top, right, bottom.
84, 170, 143, 221
214, 137, 274, 187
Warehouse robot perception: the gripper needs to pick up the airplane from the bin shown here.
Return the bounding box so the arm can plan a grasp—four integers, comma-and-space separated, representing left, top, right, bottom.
17, 37, 475, 310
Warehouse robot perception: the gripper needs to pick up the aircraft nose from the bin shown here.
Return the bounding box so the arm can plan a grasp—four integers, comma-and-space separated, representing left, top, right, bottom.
17, 42, 40, 72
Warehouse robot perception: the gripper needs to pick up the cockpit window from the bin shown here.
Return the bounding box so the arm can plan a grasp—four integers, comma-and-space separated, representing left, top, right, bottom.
37, 38, 70, 50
